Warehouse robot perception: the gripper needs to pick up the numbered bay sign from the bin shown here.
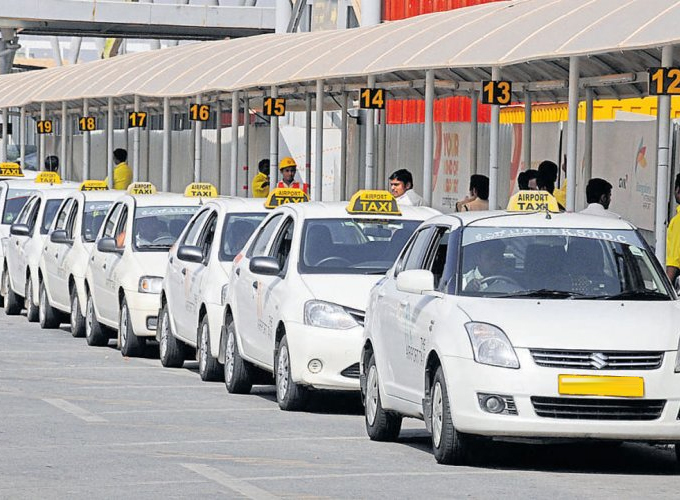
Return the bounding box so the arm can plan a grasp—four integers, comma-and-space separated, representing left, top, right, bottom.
481, 80, 512, 105
359, 88, 385, 110
648, 67, 680, 95
79, 116, 97, 132
189, 104, 211, 122
128, 111, 147, 128
37, 120, 53, 134
263, 97, 286, 117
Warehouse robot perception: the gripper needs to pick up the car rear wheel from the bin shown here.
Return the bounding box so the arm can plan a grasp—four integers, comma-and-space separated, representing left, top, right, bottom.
275, 335, 308, 411
85, 292, 108, 347
158, 303, 184, 368
70, 287, 85, 338
431, 366, 469, 465
223, 316, 252, 394
39, 281, 61, 329
198, 316, 222, 382
364, 354, 402, 441
119, 298, 145, 357
25, 278, 39, 322
3, 268, 21, 316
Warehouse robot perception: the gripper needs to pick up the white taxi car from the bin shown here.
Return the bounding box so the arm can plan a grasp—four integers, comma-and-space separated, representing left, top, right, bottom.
361, 191, 680, 464
38, 182, 120, 332
158, 196, 267, 381
225, 190, 438, 410
3, 174, 77, 318
83, 183, 202, 357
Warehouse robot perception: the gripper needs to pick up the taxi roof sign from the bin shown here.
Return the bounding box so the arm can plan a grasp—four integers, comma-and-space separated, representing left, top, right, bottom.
0, 162, 24, 178
35, 172, 61, 184
80, 180, 109, 191
264, 188, 309, 209
127, 182, 157, 195
507, 190, 560, 213
347, 190, 401, 216
184, 182, 217, 198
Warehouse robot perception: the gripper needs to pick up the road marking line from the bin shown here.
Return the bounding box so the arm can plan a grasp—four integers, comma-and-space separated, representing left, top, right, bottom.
42, 398, 108, 423
182, 463, 280, 500
238, 469, 513, 481
99, 407, 278, 414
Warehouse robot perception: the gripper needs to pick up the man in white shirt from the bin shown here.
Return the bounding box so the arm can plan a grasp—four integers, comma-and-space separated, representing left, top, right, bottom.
579, 178, 620, 219
389, 169, 424, 206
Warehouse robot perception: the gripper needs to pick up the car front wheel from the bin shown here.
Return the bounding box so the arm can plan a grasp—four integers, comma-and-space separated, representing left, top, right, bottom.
70, 287, 85, 337
431, 366, 469, 465
85, 292, 107, 347
25, 278, 39, 322
39, 281, 61, 329
158, 303, 185, 368
223, 316, 252, 394
198, 316, 222, 382
2, 269, 21, 315
275, 335, 308, 411
119, 297, 144, 357
364, 354, 402, 441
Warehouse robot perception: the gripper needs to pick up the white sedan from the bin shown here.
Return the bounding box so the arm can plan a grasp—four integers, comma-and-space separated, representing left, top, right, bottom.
225, 190, 438, 410
83, 183, 202, 356
158, 197, 267, 381
39, 184, 120, 332
361, 193, 680, 464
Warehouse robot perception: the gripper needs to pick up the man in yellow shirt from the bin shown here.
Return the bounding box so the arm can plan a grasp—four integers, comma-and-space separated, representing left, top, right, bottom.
251, 159, 270, 198
666, 174, 680, 284
105, 148, 132, 190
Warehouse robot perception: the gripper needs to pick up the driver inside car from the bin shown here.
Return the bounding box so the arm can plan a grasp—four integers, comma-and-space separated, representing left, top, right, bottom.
135, 217, 168, 246
462, 239, 506, 292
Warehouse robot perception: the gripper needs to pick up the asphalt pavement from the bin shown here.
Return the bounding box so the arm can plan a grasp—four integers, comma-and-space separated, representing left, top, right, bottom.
0, 310, 678, 499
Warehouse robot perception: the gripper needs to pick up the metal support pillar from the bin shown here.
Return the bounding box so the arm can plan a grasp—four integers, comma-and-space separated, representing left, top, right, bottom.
340, 91, 348, 200
107, 98, 114, 188
133, 95, 141, 182
583, 88, 594, 186
82, 98, 90, 180
423, 70, 435, 206
470, 90, 479, 175
123, 109, 129, 151
215, 100, 222, 194
566, 56, 580, 212
162, 97, 171, 191
365, 75, 376, 189
60, 102, 67, 178
194, 94, 203, 183
269, 86, 279, 191
523, 91, 532, 172
377, 108, 386, 190
243, 98, 249, 197
305, 93, 312, 194
19, 106, 25, 169
489, 68, 501, 210
314, 79, 324, 201
655, 45, 674, 262
40, 102, 46, 170
1, 108, 7, 163
231, 92, 239, 196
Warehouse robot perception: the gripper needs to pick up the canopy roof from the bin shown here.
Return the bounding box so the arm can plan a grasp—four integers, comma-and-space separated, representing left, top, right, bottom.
2, 0, 680, 113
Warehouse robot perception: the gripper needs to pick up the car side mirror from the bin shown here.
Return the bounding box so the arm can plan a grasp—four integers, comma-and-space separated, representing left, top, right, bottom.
177, 245, 204, 263
396, 269, 435, 294
50, 229, 73, 245
97, 237, 123, 254
249, 256, 281, 276
9, 223, 30, 237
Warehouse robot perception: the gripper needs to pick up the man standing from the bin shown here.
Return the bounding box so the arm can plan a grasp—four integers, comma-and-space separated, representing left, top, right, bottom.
666, 174, 680, 283
455, 174, 489, 212
388, 169, 423, 206
44, 155, 59, 173
579, 178, 620, 219
252, 159, 270, 198
105, 148, 132, 190
277, 157, 308, 193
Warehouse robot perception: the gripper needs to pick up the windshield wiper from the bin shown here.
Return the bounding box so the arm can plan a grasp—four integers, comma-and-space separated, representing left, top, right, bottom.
600, 290, 669, 301
138, 244, 172, 250
495, 289, 587, 299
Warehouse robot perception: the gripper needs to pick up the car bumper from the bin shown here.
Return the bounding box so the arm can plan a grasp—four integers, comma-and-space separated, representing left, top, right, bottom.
285, 321, 362, 391
126, 290, 161, 337
442, 354, 680, 441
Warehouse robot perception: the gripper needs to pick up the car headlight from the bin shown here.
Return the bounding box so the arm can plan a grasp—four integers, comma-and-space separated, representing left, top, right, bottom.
675, 335, 680, 373
221, 284, 229, 306
465, 322, 519, 369
304, 300, 359, 330
138, 276, 163, 294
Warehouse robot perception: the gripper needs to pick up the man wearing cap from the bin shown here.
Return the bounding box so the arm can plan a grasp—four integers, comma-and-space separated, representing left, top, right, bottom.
277, 157, 309, 193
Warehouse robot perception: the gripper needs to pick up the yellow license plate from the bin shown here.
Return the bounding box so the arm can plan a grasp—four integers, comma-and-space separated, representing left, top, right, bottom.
558, 375, 644, 398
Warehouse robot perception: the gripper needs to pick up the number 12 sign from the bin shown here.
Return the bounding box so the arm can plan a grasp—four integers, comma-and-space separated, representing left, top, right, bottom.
649, 67, 680, 95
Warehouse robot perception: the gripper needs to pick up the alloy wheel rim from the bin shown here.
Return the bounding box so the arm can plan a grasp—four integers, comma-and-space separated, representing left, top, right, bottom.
432, 382, 444, 448
71, 294, 78, 330
159, 310, 168, 359
26, 281, 32, 311
39, 286, 46, 323
199, 323, 209, 375
120, 304, 128, 348
225, 326, 235, 384
366, 365, 379, 426
277, 345, 290, 401
85, 298, 93, 338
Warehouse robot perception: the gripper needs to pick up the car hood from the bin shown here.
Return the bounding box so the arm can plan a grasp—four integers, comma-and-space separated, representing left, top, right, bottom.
457, 298, 680, 351
299, 273, 382, 312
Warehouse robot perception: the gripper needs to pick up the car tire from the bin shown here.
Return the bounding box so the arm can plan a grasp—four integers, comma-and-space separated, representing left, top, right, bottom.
158, 303, 184, 368
431, 366, 469, 465
119, 297, 144, 357
25, 278, 39, 322
364, 354, 402, 441
275, 335, 308, 411
223, 316, 252, 394
85, 292, 108, 347
3, 268, 21, 316
39, 281, 61, 329
198, 315, 222, 382
70, 287, 86, 338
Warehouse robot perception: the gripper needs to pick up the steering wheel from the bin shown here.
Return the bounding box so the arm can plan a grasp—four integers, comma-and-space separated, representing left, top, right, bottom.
479, 275, 521, 288
150, 236, 176, 245
315, 256, 352, 267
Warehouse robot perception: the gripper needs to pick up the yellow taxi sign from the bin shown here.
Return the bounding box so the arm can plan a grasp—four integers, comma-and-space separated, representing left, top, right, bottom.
264, 188, 309, 209
347, 190, 401, 215
80, 180, 109, 191
127, 182, 157, 195
558, 374, 644, 398
507, 190, 559, 212
35, 171, 62, 184
0, 162, 24, 177
184, 182, 217, 198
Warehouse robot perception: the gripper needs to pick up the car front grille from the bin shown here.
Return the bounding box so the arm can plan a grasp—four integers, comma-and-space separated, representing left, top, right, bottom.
530, 349, 663, 370
341, 363, 360, 379
531, 397, 665, 421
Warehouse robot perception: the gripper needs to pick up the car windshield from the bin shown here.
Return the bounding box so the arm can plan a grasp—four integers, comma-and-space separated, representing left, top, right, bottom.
40, 199, 64, 234
133, 205, 198, 251
2, 188, 35, 225
219, 212, 266, 262
82, 201, 113, 242
299, 218, 421, 275
458, 227, 672, 300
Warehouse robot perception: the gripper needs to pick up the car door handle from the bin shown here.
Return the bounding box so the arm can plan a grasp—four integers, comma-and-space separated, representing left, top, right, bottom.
169, 256, 173, 264
181, 268, 186, 276
235, 268, 240, 276
55, 254, 58, 259
102, 263, 106, 270
252, 281, 258, 290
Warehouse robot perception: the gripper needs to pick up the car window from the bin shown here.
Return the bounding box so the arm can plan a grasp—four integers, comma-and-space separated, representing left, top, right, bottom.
269, 217, 294, 271
115, 206, 128, 248
54, 199, 74, 230
132, 205, 198, 251
26, 198, 41, 233
66, 201, 79, 239
82, 201, 113, 242
246, 213, 283, 258
219, 213, 267, 262
182, 209, 212, 247
199, 213, 217, 264
103, 203, 123, 238
2, 188, 35, 225
426, 227, 452, 290
396, 227, 434, 275
15, 196, 36, 226
41, 199, 65, 234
